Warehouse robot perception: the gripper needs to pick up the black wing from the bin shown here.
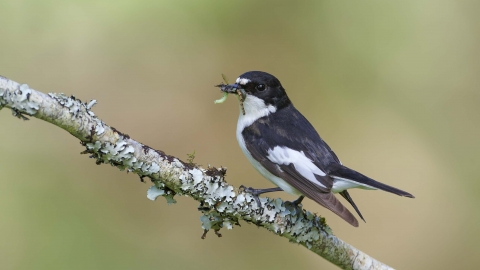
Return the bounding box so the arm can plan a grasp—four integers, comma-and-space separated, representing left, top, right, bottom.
242, 106, 359, 226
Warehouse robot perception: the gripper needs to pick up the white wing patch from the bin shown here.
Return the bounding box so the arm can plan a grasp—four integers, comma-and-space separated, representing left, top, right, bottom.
267, 146, 327, 188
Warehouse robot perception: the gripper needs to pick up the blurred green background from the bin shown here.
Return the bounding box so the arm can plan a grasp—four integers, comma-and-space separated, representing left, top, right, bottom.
1, 0, 479, 269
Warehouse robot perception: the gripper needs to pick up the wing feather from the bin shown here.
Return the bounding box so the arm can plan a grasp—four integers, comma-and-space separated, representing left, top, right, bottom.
246, 139, 359, 226
278, 164, 359, 227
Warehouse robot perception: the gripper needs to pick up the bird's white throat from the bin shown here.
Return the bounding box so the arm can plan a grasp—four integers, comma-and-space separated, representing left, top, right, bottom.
237, 95, 276, 131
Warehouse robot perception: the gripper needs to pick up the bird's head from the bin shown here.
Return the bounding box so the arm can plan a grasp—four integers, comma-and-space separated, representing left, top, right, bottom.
217, 71, 291, 115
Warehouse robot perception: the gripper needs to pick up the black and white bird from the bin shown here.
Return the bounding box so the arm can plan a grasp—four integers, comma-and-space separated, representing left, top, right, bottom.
216, 71, 414, 227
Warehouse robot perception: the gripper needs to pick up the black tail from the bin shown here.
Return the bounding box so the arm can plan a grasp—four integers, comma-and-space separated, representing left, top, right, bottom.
339, 190, 366, 223
329, 163, 415, 198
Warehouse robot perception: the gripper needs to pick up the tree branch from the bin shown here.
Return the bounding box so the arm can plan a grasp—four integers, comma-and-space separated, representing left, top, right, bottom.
0, 75, 393, 270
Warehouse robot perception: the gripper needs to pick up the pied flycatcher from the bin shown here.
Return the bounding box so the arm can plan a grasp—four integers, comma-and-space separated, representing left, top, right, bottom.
216, 71, 414, 227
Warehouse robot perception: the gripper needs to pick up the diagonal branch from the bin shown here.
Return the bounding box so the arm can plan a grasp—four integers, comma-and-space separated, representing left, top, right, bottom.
0, 75, 393, 270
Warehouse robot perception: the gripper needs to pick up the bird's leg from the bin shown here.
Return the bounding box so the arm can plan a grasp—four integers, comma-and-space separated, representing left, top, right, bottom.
239, 185, 283, 208
339, 190, 366, 223
291, 195, 305, 206
284, 195, 305, 215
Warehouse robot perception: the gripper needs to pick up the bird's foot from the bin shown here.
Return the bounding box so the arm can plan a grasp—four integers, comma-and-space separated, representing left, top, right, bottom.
239, 185, 283, 209
11, 108, 30, 120
239, 185, 263, 208
197, 201, 211, 212
284, 196, 305, 215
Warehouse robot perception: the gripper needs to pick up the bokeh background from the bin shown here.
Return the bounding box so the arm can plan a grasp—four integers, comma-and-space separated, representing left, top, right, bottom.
1, 1, 479, 269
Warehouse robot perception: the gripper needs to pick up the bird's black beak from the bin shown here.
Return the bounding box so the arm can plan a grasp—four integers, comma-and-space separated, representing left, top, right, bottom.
215, 83, 246, 100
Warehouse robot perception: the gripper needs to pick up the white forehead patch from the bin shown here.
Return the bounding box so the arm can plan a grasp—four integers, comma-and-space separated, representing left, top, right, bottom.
235, 77, 251, 85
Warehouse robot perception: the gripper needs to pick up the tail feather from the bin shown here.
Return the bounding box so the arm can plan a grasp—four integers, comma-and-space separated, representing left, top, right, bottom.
339, 190, 366, 223
328, 164, 415, 198
314, 192, 359, 227
288, 181, 360, 227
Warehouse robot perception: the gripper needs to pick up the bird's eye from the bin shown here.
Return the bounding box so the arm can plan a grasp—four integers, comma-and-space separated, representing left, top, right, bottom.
256, 84, 266, 91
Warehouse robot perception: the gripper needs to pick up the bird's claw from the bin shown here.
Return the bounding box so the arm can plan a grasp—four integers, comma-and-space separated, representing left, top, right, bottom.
197, 201, 211, 212
283, 196, 305, 216
239, 185, 263, 209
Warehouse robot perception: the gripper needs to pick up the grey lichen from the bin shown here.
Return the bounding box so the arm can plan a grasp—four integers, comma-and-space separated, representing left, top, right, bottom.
86, 99, 97, 110
45, 92, 107, 136
0, 83, 39, 117
0, 87, 5, 109
86, 137, 161, 176
48, 93, 83, 119
147, 184, 177, 204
